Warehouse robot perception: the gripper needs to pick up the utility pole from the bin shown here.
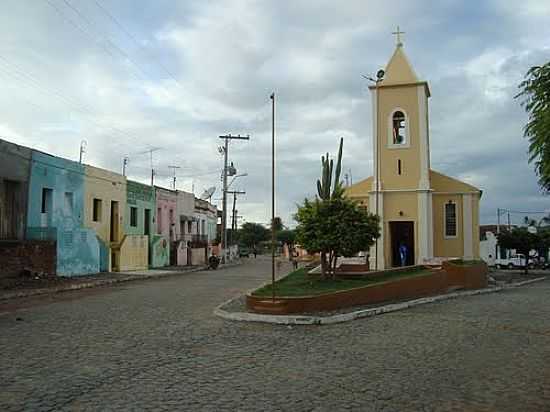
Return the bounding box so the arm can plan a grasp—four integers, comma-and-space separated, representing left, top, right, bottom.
270, 92, 276, 301
168, 165, 181, 190
497, 208, 501, 260
219, 134, 250, 263
122, 156, 129, 176
79, 140, 87, 164
364, 71, 385, 270
227, 190, 245, 245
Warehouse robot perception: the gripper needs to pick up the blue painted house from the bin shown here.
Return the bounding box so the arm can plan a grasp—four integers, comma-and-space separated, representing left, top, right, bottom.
27, 151, 100, 276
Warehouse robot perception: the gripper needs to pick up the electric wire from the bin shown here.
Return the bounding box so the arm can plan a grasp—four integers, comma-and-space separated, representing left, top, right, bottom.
91, 0, 183, 87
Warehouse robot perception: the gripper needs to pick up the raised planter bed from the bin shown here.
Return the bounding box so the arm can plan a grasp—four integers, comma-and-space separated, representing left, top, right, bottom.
337, 263, 370, 273
335, 264, 426, 280
247, 261, 488, 315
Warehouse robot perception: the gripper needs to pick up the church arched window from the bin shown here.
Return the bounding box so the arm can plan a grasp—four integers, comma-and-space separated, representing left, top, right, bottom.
392, 111, 406, 145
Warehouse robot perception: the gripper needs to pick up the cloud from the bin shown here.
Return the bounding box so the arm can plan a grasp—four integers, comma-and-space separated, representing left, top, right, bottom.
0, 0, 548, 229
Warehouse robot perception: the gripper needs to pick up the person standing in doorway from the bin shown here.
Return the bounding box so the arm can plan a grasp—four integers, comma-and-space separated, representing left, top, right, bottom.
399, 242, 408, 267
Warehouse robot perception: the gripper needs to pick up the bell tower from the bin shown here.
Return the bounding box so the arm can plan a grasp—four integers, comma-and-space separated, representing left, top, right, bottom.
368, 33, 433, 269
370, 39, 431, 192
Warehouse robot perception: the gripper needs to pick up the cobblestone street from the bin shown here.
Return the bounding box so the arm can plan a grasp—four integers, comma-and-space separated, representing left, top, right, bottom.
1, 257, 549, 411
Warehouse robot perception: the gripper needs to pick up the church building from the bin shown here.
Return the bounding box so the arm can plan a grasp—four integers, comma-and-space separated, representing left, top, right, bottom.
345, 35, 482, 270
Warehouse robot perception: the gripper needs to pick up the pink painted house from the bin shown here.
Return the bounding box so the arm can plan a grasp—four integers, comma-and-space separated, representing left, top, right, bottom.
155, 186, 178, 266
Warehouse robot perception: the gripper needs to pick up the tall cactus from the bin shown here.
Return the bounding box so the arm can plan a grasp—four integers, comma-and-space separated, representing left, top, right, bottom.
317, 138, 344, 200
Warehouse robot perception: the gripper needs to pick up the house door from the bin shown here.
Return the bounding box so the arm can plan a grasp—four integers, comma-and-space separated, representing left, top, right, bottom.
2, 180, 19, 239
110, 201, 119, 242
170, 242, 178, 266
389, 221, 415, 267
144, 209, 151, 236
144, 209, 151, 265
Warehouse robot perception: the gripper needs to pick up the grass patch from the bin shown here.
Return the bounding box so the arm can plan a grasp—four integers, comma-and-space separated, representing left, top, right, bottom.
252, 266, 432, 297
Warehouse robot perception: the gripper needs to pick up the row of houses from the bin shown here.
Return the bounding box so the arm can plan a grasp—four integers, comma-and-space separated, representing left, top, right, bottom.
0, 138, 218, 277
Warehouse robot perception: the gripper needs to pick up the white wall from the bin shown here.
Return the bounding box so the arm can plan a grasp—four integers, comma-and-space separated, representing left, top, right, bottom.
480, 231, 497, 266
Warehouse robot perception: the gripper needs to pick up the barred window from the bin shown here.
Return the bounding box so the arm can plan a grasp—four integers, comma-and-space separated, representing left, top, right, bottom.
392, 111, 406, 144
445, 201, 457, 237
130, 207, 138, 227
93, 198, 102, 222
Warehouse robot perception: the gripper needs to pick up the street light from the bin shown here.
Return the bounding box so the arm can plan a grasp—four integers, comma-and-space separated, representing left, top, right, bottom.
363, 69, 385, 270
228, 173, 248, 189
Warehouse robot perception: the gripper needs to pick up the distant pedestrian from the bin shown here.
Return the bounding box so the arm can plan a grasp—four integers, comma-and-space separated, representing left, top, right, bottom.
253, 247, 257, 259
292, 250, 298, 270
399, 242, 408, 267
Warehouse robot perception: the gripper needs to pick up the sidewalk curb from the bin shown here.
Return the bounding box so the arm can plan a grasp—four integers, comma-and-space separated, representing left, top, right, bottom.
0, 266, 211, 302
214, 276, 548, 326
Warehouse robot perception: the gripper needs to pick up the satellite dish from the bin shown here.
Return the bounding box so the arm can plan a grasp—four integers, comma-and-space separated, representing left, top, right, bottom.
200, 186, 216, 200
376, 69, 385, 80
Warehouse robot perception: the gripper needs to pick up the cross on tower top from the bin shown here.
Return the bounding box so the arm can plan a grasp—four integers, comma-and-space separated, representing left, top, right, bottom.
392, 26, 405, 47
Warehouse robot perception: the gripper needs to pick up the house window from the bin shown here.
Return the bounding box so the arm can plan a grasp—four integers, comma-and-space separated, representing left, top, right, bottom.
64, 192, 74, 215
392, 110, 406, 145
93, 198, 102, 222
130, 207, 138, 227
41, 188, 53, 214
445, 201, 457, 237
187, 221, 192, 234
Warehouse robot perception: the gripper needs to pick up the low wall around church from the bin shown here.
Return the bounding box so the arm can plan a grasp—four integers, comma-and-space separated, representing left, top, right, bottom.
247, 261, 488, 315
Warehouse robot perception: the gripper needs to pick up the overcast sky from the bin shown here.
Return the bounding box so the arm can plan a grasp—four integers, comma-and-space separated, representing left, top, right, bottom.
1, 1, 549, 227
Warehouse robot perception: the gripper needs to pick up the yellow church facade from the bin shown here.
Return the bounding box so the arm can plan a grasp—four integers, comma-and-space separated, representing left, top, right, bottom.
345, 40, 481, 270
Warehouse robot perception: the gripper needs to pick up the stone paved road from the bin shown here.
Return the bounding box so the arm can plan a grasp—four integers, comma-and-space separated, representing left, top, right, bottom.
1, 257, 549, 411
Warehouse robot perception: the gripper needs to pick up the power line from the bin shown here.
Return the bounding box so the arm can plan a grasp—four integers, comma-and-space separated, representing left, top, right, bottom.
498, 208, 549, 215
43, 0, 141, 84
62, 0, 153, 82
56, 0, 174, 102
91, 0, 183, 87
0, 56, 142, 146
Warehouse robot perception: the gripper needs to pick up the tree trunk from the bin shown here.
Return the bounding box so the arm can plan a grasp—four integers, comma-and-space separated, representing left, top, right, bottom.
525, 256, 529, 275
320, 251, 327, 279
331, 253, 338, 280
328, 251, 335, 279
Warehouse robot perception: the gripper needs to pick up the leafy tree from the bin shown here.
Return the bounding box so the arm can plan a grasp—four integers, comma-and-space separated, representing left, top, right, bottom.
271, 216, 284, 232
536, 226, 550, 261
295, 197, 379, 279
238, 222, 269, 249
278, 229, 297, 259
277, 229, 296, 246
498, 227, 540, 274
516, 62, 550, 191
524, 216, 537, 227
539, 213, 550, 227
295, 137, 380, 278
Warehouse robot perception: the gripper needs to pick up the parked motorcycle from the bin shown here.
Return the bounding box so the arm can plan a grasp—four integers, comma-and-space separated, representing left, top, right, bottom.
208, 255, 220, 270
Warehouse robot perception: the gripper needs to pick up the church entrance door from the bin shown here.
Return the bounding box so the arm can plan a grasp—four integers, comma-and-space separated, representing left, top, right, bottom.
389, 221, 415, 267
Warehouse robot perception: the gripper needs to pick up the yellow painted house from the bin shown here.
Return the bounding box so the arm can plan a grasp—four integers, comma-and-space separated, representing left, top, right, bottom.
345, 40, 481, 269
83, 165, 127, 272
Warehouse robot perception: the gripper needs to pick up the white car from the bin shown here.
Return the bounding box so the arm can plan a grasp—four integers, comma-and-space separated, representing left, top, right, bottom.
495, 254, 533, 269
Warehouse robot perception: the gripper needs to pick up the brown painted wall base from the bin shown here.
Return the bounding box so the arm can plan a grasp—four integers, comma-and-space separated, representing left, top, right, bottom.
0, 240, 57, 279
247, 262, 488, 315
